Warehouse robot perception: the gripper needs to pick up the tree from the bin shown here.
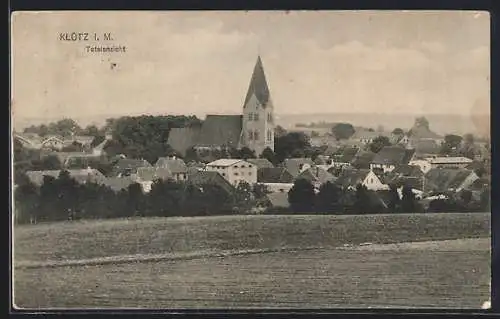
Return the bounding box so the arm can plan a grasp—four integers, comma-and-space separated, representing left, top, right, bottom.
274, 125, 287, 138
234, 181, 254, 213
288, 179, 316, 213
315, 182, 343, 213
353, 184, 371, 213
105, 115, 202, 163
125, 183, 145, 217
400, 185, 417, 213
440, 134, 463, 155
388, 184, 400, 212
260, 147, 277, 165
311, 131, 320, 138
331, 123, 355, 140
368, 136, 392, 153
14, 178, 39, 224
274, 132, 311, 163
252, 183, 269, 200
184, 146, 200, 163
392, 128, 404, 136
414, 117, 429, 130
239, 147, 256, 160
81, 124, 100, 137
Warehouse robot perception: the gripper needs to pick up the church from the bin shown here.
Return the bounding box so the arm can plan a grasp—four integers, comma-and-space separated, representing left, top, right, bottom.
167, 56, 276, 157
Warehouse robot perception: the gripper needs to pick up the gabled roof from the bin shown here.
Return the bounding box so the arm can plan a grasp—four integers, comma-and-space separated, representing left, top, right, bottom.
155, 157, 188, 173
187, 171, 234, 195
136, 167, 173, 182
330, 146, 359, 164
334, 168, 371, 189
243, 56, 271, 107
425, 168, 476, 192
167, 126, 202, 156
351, 151, 377, 169
323, 145, 341, 156
392, 164, 424, 177
25, 169, 106, 187
257, 167, 295, 183
72, 135, 95, 145
371, 146, 415, 166
246, 158, 274, 169
112, 159, 152, 175
282, 158, 315, 178
296, 166, 336, 185
196, 115, 243, 148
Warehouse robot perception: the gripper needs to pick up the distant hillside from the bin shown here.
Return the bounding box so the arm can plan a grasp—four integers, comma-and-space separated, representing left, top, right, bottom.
12, 111, 490, 138
275, 113, 489, 138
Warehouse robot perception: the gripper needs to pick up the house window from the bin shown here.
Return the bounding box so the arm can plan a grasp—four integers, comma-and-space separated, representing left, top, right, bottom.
234, 172, 239, 176
222, 173, 226, 176
254, 113, 259, 121
249, 165, 252, 168
248, 131, 254, 141
248, 172, 252, 176
248, 113, 254, 121
267, 129, 272, 142
234, 165, 238, 168
268, 113, 273, 123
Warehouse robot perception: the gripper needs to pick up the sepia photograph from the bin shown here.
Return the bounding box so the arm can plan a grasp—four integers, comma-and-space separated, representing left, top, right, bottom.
10, 10, 491, 309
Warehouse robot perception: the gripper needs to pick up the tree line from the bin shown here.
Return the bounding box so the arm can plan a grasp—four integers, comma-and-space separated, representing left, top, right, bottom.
13, 171, 269, 225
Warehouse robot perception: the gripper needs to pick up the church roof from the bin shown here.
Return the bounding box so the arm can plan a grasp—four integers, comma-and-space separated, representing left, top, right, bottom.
243, 56, 271, 108
196, 115, 243, 148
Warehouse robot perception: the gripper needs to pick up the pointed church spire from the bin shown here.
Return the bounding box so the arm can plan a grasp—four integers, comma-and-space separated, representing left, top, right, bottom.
243, 55, 271, 107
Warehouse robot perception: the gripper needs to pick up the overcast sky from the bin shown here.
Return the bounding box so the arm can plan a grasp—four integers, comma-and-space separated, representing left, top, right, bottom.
11, 11, 490, 125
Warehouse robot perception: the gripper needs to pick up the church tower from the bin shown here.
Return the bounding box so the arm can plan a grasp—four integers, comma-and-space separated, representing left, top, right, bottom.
241, 56, 275, 156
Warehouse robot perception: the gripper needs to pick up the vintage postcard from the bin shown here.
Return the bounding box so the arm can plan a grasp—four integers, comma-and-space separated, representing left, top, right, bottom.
10, 11, 491, 310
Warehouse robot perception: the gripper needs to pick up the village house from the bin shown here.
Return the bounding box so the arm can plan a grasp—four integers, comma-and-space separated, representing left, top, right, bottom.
205, 159, 257, 186
155, 156, 188, 181
350, 150, 377, 169
112, 158, 153, 177
329, 147, 359, 169
25, 168, 106, 187
281, 158, 315, 178
349, 129, 387, 145
425, 156, 473, 169
130, 167, 174, 193
296, 166, 336, 189
370, 146, 416, 173
257, 167, 295, 193
334, 168, 389, 191
168, 56, 275, 157
424, 168, 479, 194
187, 170, 235, 196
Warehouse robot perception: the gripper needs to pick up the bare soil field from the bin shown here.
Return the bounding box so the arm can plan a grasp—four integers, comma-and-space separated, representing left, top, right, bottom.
12, 213, 491, 309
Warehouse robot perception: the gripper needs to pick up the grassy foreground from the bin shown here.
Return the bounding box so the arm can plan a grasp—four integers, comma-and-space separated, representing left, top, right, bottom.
13, 213, 491, 309
14, 213, 490, 263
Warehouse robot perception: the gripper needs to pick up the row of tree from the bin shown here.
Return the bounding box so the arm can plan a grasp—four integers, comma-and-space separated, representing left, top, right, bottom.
287, 179, 422, 214
13, 171, 268, 224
